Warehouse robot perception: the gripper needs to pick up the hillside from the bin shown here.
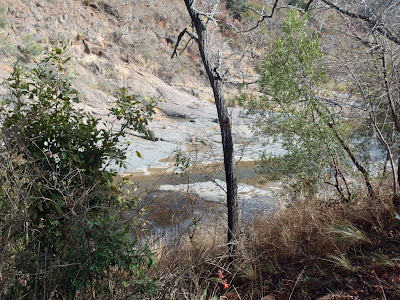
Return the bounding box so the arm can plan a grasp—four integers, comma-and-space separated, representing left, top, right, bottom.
0, 0, 262, 103
0, 0, 272, 174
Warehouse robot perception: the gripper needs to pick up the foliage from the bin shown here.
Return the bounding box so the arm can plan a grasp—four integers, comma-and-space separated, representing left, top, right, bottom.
174, 151, 194, 176
0, 34, 15, 57
21, 35, 44, 59
286, 0, 308, 9
0, 6, 7, 29
226, 0, 248, 15
0, 6, 14, 57
0, 48, 158, 298
247, 10, 352, 198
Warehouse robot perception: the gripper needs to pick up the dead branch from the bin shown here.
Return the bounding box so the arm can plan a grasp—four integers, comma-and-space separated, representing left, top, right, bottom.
320, 0, 400, 45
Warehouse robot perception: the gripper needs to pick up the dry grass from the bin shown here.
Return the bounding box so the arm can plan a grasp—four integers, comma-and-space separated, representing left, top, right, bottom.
153, 195, 400, 299
151, 221, 230, 300
250, 198, 385, 260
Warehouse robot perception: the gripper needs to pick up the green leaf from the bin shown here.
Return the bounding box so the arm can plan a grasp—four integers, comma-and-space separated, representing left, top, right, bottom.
55, 204, 63, 214
136, 151, 143, 159
122, 281, 129, 287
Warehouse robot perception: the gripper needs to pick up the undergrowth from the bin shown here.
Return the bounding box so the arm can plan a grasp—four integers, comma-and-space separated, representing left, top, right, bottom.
153, 196, 400, 299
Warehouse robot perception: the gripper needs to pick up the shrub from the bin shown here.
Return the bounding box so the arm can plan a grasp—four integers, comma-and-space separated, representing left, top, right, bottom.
0, 34, 15, 56
0, 48, 158, 299
21, 35, 43, 59
0, 6, 7, 29
226, 0, 248, 16
246, 10, 355, 199
286, 0, 308, 9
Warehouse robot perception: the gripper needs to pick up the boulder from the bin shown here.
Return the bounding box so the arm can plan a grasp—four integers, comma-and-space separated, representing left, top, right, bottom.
82, 40, 104, 56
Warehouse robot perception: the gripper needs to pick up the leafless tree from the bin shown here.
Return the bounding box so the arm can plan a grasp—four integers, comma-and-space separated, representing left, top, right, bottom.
173, 0, 239, 255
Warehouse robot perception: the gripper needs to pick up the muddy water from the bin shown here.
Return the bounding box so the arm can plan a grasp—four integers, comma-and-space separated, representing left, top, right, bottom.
125, 160, 276, 193
122, 160, 280, 231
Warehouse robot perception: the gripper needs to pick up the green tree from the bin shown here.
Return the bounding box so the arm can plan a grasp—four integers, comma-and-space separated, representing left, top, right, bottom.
0, 49, 158, 299
248, 10, 372, 200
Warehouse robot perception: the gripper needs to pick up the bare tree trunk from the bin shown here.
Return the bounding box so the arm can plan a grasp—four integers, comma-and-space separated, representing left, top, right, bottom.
183, 0, 239, 252
327, 121, 376, 200
381, 52, 400, 196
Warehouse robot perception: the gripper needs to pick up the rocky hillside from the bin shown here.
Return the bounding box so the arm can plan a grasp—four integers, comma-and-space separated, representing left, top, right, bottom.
0, 0, 264, 103
1, 0, 205, 100
0, 0, 272, 174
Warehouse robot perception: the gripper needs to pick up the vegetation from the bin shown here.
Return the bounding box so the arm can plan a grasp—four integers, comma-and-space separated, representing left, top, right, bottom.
154, 194, 400, 299
0, 34, 15, 56
154, 3, 400, 299
286, 0, 308, 9
226, 0, 248, 15
0, 49, 158, 299
0, 5, 14, 57
0, 1, 400, 299
247, 10, 345, 198
0, 6, 7, 29
239, 7, 399, 203
21, 35, 43, 60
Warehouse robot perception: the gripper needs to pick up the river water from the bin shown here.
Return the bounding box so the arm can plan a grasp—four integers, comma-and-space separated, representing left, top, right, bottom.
123, 159, 282, 239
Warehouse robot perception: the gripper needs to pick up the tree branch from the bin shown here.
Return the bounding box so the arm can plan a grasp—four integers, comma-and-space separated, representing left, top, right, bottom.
326, 119, 376, 200
320, 0, 400, 45
304, 0, 315, 11
240, 0, 280, 33
171, 28, 198, 59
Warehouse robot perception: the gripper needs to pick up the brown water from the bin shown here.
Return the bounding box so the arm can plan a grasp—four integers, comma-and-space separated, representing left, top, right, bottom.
122, 160, 277, 193
119, 160, 280, 230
